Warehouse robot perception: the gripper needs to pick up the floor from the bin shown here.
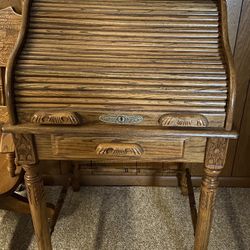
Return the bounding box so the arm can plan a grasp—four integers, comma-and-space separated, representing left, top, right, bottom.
0, 186, 250, 250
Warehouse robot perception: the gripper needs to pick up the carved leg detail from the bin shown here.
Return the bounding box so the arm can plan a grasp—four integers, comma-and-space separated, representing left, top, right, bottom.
177, 163, 188, 195
194, 138, 228, 250
23, 164, 52, 250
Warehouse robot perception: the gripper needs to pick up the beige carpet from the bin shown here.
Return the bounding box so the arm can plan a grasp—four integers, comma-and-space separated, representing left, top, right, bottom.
0, 187, 250, 250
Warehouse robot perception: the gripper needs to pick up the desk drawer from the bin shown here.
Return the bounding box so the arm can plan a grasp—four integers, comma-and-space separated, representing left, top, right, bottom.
35, 135, 206, 163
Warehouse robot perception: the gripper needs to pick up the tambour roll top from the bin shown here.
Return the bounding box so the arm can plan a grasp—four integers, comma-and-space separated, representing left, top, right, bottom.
8, 0, 235, 129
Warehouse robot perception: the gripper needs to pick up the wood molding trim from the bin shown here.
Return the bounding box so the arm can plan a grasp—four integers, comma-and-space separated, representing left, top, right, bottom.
219, 0, 237, 130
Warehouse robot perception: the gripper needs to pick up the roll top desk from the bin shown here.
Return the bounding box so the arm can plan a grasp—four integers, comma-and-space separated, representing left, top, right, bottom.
1, 0, 237, 249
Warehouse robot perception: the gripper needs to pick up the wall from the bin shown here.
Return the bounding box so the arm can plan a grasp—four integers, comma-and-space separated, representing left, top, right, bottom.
225, 0, 250, 184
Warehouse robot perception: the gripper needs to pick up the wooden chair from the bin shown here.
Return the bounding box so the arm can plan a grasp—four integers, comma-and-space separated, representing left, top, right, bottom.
0, 2, 67, 232
0, 2, 27, 213
0, 108, 56, 221
2, 0, 238, 249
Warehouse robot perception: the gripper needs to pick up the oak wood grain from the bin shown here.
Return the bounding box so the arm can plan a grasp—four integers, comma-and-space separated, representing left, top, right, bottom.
6, 0, 234, 129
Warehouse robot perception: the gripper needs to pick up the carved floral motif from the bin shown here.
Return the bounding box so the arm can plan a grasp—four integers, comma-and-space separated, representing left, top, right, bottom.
199, 138, 229, 210
205, 138, 228, 168
13, 134, 36, 164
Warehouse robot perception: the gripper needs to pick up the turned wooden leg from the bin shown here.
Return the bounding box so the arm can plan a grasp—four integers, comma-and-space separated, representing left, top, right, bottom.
7, 152, 16, 177
23, 164, 52, 250
194, 138, 228, 250
177, 163, 188, 195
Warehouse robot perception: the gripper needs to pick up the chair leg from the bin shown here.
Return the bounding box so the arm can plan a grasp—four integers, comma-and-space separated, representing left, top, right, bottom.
72, 163, 80, 192
177, 163, 188, 195
23, 163, 52, 250
0, 193, 55, 219
194, 138, 228, 250
0, 194, 30, 214
7, 152, 16, 177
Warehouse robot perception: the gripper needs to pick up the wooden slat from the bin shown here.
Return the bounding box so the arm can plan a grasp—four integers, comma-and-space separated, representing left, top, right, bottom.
15, 103, 225, 113
30, 12, 219, 21
15, 70, 227, 81
23, 45, 221, 54
15, 97, 226, 108
14, 84, 227, 93
29, 20, 219, 29
17, 59, 225, 70
26, 29, 220, 38
24, 39, 221, 48
14, 77, 228, 87
31, 1, 218, 12
26, 34, 219, 43
16, 64, 226, 74
14, 89, 227, 101
19, 51, 223, 60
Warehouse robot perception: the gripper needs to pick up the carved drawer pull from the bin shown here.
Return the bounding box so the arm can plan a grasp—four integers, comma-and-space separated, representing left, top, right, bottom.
159, 113, 208, 128
31, 111, 81, 125
96, 143, 144, 157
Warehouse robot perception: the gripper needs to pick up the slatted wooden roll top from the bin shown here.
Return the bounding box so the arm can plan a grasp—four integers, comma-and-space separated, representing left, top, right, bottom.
5, 0, 235, 130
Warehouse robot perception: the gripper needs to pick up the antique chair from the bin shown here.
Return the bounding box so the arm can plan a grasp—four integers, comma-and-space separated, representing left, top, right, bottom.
2, 0, 237, 249
0, 2, 28, 214
0, 2, 67, 231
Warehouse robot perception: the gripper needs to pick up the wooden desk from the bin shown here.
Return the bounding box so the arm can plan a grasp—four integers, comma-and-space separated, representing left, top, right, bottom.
2, 0, 237, 249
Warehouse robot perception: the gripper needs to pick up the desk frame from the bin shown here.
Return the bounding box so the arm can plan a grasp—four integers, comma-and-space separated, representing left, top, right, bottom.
2, 125, 237, 250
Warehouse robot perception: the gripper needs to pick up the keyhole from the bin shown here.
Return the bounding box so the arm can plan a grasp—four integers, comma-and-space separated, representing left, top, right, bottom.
118, 116, 125, 123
